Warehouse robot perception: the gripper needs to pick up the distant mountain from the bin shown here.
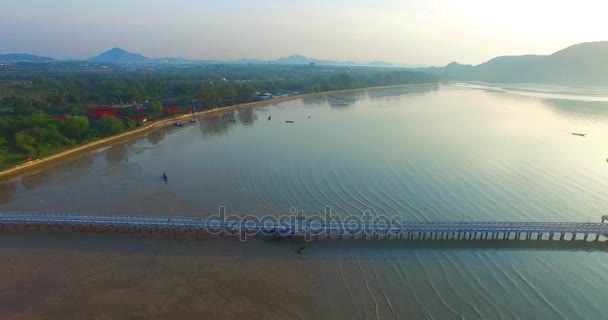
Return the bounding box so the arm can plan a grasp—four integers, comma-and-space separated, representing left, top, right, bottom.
426, 41, 608, 84
89, 48, 152, 63
232, 58, 268, 64
271, 55, 365, 66
1, 48, 414, 67
274, 54, 322, 65
0, 53, 55, 62
367, 61, 393, 67
268, 54, 392, 67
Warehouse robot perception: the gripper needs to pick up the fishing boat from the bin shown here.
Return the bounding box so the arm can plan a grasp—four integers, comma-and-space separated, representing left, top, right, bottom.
162, 172, 168, 182
571, 132, 586, 137
286, 120, 295, 123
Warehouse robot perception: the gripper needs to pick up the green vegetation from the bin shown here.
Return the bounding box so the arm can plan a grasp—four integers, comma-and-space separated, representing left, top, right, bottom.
0, 63, 437, 167
0, 137, 9, 163
0, 111, 140, 166
99, 115, 125, 136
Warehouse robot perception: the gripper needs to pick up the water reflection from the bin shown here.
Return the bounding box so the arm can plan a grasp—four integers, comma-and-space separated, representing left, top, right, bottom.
236, 108, 258, 125
105, 145, 128, 164
147, 130, 166, 145
302, 94, 360, 108
545, 99, 608, 118
366, 83, 439, 99
302, 85, 439, 108
199, 111, 238, 137
327, 93, 360, 108
22, 170, 53, 191
302, 96, 326, 107
67, 155, 95, 170
0, 181, 16, 203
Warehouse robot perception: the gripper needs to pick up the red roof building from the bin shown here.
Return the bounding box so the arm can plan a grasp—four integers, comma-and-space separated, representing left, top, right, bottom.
85, 107, 119, 119
163, 106, 180, 113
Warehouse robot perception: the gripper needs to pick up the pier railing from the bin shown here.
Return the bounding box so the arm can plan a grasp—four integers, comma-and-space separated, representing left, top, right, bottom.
1, 212, 607, 242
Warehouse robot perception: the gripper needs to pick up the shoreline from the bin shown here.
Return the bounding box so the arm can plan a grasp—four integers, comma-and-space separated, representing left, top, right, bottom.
0, 83, 435, 180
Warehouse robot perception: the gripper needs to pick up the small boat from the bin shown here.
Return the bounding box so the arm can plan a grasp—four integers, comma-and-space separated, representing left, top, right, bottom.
571, 132, 586, 137
229, 119, 236, 122
307, 116, 311, 119
162, 172, 168, 182
268, 116, 271, 121
297, 245, 307, 254
174, 122, 183, 127
189, 119, 197, 123
286, 120, 295, 123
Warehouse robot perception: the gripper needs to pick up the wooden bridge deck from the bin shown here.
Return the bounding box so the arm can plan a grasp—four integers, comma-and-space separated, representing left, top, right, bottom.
1, 212, 607, 242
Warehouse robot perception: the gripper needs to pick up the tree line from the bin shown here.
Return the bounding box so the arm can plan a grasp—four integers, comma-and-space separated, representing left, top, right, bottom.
0, 63, 437, 166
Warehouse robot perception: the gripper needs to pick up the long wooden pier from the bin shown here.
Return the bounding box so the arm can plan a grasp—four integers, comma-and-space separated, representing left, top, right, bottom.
1, 212, 607, 243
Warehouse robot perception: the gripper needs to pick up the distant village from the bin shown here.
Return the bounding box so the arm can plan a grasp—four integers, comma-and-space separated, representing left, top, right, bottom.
79, 89, 301, 124
81, 101, 186, 124
252, 90, 301, 101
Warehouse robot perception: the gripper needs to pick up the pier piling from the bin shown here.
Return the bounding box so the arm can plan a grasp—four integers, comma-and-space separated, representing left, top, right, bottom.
1, 212, 607, 245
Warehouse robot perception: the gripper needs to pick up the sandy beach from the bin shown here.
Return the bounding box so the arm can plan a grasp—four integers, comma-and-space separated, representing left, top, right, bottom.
2, 231, 606, 320
0, 233, 324, 320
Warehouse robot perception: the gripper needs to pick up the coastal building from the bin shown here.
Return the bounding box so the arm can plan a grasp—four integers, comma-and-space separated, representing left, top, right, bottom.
162, 106, 180, 113
85, 106, 119, 119
85, 106, 147, 123
253, 93, 273, 101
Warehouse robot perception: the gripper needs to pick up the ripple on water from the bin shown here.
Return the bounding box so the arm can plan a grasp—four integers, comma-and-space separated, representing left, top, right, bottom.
2, 85, 608, 319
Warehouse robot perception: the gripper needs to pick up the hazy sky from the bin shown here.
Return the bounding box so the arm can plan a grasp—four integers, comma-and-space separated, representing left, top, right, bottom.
1, 0, 606, 65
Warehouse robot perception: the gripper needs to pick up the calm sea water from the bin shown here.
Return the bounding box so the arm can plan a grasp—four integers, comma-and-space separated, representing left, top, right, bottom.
2, 83, 608, 318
